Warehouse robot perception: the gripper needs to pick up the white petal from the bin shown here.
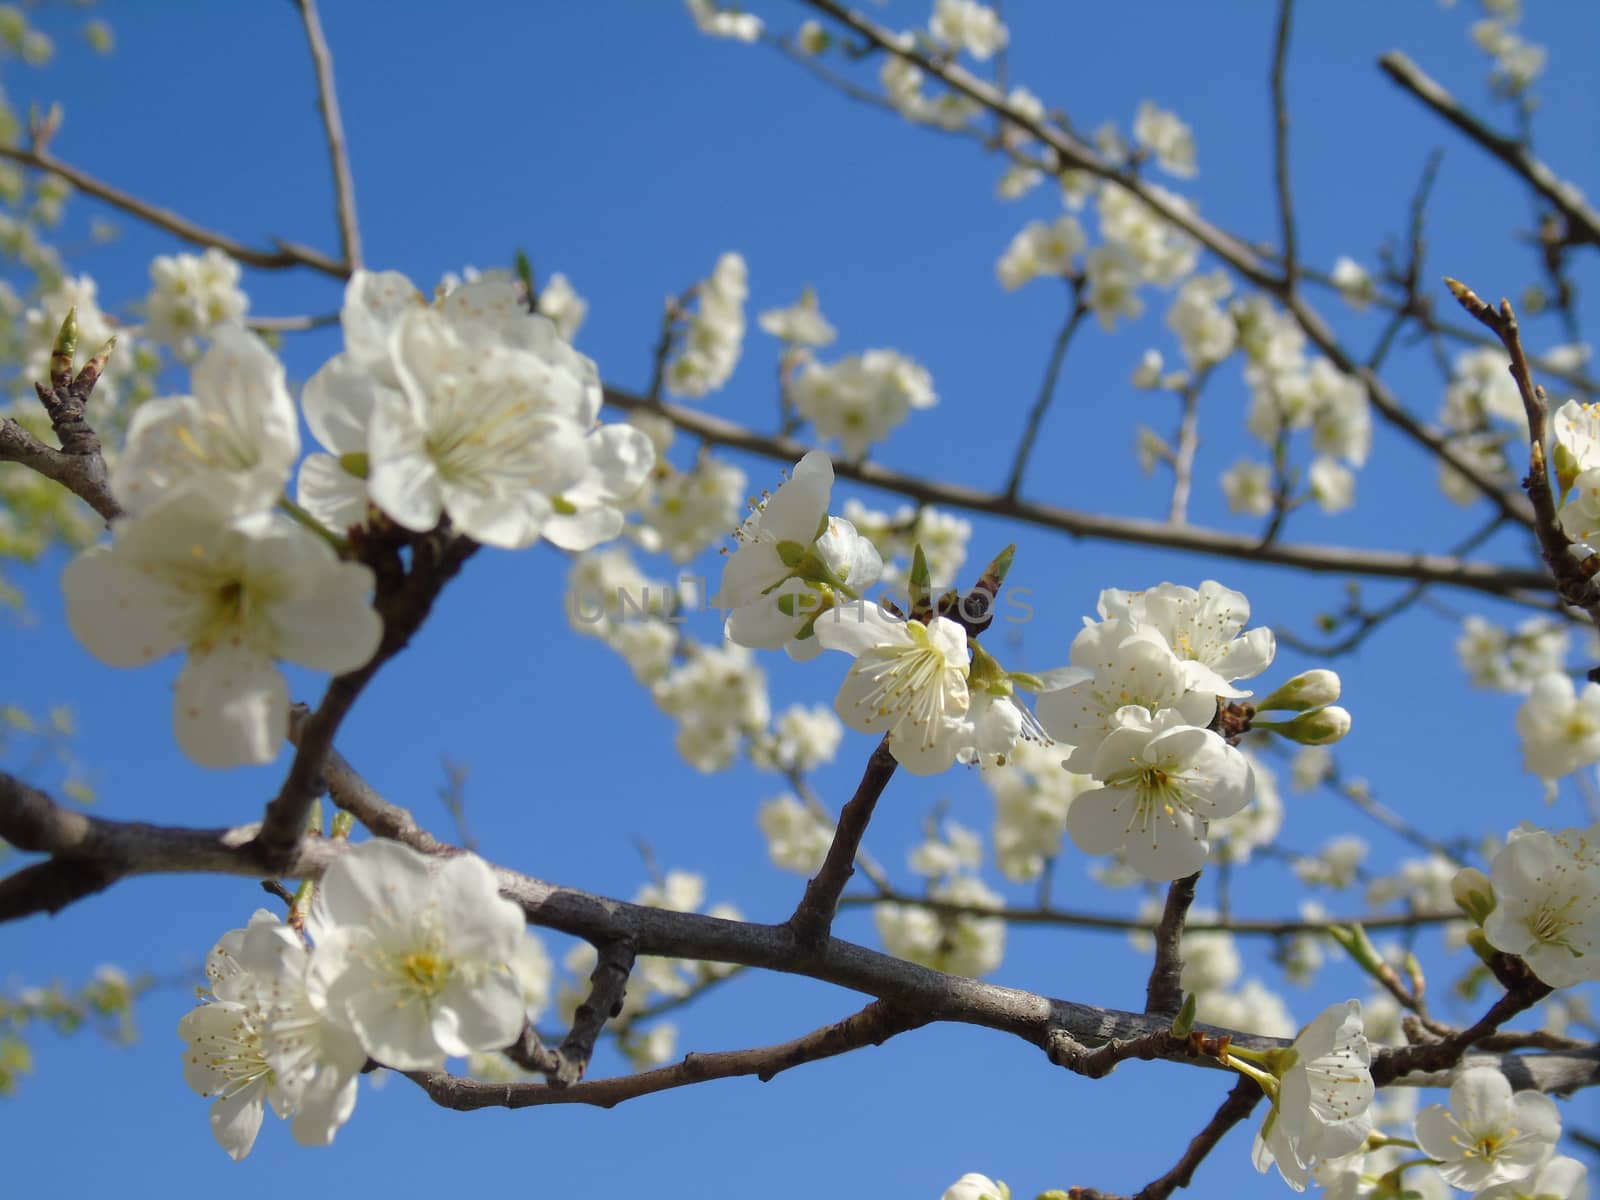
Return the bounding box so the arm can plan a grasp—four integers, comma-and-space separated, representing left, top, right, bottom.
367, 392, 443, 532
267, 558, 381, 673
63, 544, 187, 666
302, 352, 391, 455
174, 643, 288, 768
296, 453, 371, 535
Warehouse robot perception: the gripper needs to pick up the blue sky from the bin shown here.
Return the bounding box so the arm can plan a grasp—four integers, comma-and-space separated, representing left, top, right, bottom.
3, 2, 1599, 1197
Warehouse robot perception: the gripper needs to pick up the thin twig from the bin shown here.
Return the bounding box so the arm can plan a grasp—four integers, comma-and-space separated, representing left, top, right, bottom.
407, 999, 925, 1111
787, 738, 897, 947
600, 385, 1548, 601
1270, 0, 1298, 292
556, 938, 637, 1086
1378, 51, 1600, 248
293, 0, 362, 269
835, 891, 1462, 937
1004, 288, 1087, 498
0, 144, 346, 278
1133, 1076, 1263, 1200
1146, 873, 1199, 1017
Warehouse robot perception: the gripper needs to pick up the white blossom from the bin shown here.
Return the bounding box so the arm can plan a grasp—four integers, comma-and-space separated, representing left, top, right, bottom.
790, 349, 937, 461
1481, 825, 1600, 988
875, 874, 1004, 977
982, 739, 1095, 881
996, 215, 1085, 291
1475, 1156, 1589, 1200
306, 840, 527, 1071
1133, 100, 1197, 178
685, 0, 762, 42
758, 794, 834, 875
1415, 1066, 1561, 1192
653, 642, 770, 771
1222, 460, 1274, 516
62, 491, 380, 768
142, 248, 248, 356
1066, 707, 1254, 881
814, 604, 970, 776
758, 287, 836, 347
111, 325, 297, 516
1516, 671, 1600, 783
942, 1174, 1010, 1200
535, 271, 587, 342
1166, 271, 1234, 366
928, 0, 1007, 60
1035, 618, 1216, 773
1094, 580, 1275, 699
180, 911, 366, 1160
1458, 615, 1570, 693
1329, 257, 1376, 310
638, 455, 747, 563
666, 252, 747, 397
1250, 1000, 1375, 1191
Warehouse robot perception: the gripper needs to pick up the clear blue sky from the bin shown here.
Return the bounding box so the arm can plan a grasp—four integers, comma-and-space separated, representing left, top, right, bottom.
3, 2, 1598, 1197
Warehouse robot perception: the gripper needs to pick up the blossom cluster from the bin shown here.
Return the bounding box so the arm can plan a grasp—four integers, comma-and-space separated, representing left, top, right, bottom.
181, 841, 545, 1159
717, 454, 1356, 886
141, 248, 248, 358
58, 267, 652, 768
665, 251, 748, 398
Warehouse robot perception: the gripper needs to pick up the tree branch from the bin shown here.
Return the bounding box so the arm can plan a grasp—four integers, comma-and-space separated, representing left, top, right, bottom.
1145, 873, 1199, 1017
0, 418, 120, 523
1004, 288, 1087, 499
3, 776, 1590, 1094
787, 737, 897, 948
555, 938, 637, 1086
1378, 51, 1600, 249
0, 143, 347, 278
292, 0, 362, 269
406, 998, 925, 1111
600, 385, 1547, 601
1270, 0, 1298, 292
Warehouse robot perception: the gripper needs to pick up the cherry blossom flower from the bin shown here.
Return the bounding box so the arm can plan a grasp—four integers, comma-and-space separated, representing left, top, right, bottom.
717, 452, 882, 654
1066, 707, 1253, 880
1095, 581, 1275, 698
758, 287, 836, 347
1035, 618, 1217, 773
62, 491, 380, 768
1481, 825, 1600, 987
111, 325, 297, 516
1245, 1000, 1374, 1191
1516, 671, 1600, 783
1474, 1155, 1589, 1200
305, 840, 527, 1071
180, 911, 366, 1160
815, 603, 970, 775
1415, 1066, 1561, 1192
942, 1173, 1010, 1200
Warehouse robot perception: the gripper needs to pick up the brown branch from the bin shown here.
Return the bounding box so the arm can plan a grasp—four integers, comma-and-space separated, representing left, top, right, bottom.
555, 938, 637, 1086
1166, 367, 1213, 525
285, 706, 452, 854
406, 998, 925, 1111
1445, 279, 1598, 626
251, 529, 477, 870
787, 737, 897, 947
1270, 0, 1298, 292
1004, 288, 1087, 498
293, 0, 362, 269
4, 775, 1592, 1095
1379, 51, 1600, 249
600, 385, 1547, 601
1145, 873, 1199, 1017
1134, 1076, 1263, 1200
0, 144, 346, 278
0, 418, 120, 522
1373, 972, 1554, 1086
835, 891, 1462, 937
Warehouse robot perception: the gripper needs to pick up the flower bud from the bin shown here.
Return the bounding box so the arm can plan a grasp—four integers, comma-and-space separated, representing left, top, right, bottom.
1451, 866, 1496, 925
1257, 705, 1351, 745
1256, 669, 1341, 713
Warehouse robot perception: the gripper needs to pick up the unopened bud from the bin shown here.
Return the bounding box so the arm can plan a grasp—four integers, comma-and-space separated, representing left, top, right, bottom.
797, 19, 829, 55
1170, 991, 1198, 1037
1256, 705, 1351, 745
1257, 669, 1341, 713
49, 306, 78, 389
1451, 867, 1496, 925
